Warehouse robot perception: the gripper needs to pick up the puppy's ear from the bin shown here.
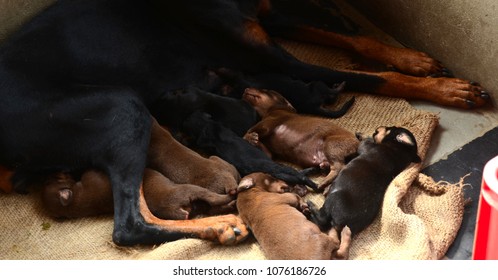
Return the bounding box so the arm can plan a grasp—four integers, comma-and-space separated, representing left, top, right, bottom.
396, 132, 416, 146
59, 189, 73, 206
237, 177, 255, 192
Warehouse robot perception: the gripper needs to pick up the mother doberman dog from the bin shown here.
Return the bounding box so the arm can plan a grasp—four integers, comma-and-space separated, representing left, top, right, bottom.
0, 0, 490, 246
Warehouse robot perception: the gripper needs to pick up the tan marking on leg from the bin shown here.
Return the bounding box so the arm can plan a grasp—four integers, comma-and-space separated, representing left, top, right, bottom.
0, 166, 14, 193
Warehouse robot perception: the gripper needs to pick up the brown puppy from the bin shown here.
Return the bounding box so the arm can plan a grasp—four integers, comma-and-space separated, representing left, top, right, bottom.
148, 118, 240, 195
242, 88, 359, 191
40, 118, 239, 220
236, 172, 351, 260
42, 168, 235, 220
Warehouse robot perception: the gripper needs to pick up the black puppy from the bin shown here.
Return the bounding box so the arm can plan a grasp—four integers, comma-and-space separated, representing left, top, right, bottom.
151, 86, 259, 137
182, 111, 317, 191
308, 126, 421, 236
152, 74, 351, 139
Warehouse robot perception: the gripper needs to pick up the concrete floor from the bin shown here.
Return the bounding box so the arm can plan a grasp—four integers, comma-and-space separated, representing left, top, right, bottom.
335, 0, 498, 167
411, 102, 497, 167
338, 0, 498, 259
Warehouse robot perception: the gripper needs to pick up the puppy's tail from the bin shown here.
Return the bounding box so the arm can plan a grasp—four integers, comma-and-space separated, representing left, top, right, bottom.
318, 96, 355, 118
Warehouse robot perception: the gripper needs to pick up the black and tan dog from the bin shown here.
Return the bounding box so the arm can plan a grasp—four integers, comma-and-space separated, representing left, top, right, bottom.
308, 126, 421, 236
237, 172, 351, 260
242, 87, 359, 191
0, 0, 489, 246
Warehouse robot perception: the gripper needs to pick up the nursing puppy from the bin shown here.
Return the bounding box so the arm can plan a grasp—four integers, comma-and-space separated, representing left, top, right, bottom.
147, 118, 240, 195
308, 126, 421, 236
236, 172, 351, 260
42, 169, 235, 220
242, 87, 359, 191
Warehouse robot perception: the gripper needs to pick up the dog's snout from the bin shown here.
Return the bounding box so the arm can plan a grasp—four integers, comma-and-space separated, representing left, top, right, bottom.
373, 126, 388, 143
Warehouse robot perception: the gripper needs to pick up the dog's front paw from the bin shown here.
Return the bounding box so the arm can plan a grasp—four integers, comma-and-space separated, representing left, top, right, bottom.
243, 132, 259, 146
291, 184, 309, 197
355, 132, 364, 141
299, 199, 310, 215
387, 48, 444, 77
430, 78, 491, 109
201, 214, 249, 245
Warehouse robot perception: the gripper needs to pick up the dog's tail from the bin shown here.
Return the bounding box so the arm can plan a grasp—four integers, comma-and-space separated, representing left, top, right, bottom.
306, 81, 354, 119
317, 96, 355, 118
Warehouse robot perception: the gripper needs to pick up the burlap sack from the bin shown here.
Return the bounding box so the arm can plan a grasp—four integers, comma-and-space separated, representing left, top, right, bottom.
0, 0, 466, 260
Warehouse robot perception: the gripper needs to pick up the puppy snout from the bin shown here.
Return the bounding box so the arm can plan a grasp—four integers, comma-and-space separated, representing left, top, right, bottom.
373, 126, 387, 143
243, 88, 259, 96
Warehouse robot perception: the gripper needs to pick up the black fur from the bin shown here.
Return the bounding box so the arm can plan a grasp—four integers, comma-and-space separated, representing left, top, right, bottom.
0, 0, 387, 245
182, 111, 317, 189
308, 127, 421, 236
151, 86, 260, 137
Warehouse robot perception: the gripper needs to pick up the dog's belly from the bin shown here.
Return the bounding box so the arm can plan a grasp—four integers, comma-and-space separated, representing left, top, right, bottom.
269, 124, 327, 167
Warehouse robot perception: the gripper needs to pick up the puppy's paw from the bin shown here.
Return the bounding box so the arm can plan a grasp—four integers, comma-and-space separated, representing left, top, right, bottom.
355, 132, 364, 141
201, 214, 249, 245
291, 184, 309, 197
299, 200, 310, 215
243, 132, 259, 146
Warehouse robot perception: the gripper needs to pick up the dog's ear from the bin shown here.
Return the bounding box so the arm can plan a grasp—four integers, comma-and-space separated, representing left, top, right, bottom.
237, 177, 255, 192
396, 132, 416, 146
58, 189, 73, 206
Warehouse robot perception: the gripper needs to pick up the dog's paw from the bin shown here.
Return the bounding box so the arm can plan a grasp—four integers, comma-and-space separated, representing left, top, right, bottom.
201, 214, 249, 245
243, 132, 259, 146
387, 48, 444, 77
291, 184, 309, 197
272, 169, 318, 191
299, 200, 310, 215
425, 77, 490, 108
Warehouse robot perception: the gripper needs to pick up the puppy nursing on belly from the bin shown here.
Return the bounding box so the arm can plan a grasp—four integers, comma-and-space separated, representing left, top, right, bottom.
41, 119, 239, 220
42, 168, 236, 220
242, 87, 359, 191
309, 126, 421, 236
236, 172, 351, 260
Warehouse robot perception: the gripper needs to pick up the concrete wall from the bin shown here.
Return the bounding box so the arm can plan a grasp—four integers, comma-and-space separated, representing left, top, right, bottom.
348, 0, 498, 105
346, 0, 497, 164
